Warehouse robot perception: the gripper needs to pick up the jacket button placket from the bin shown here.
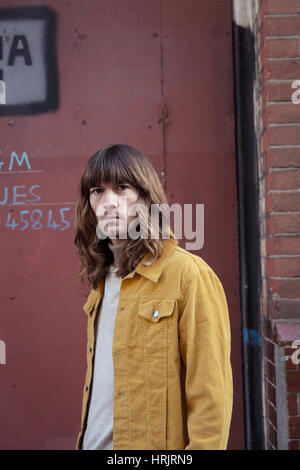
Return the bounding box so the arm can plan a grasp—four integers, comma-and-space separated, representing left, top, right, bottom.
112, 298, 129, 450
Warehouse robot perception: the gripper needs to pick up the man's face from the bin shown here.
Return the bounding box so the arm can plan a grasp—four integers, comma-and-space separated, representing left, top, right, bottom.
89, 182, 140, 244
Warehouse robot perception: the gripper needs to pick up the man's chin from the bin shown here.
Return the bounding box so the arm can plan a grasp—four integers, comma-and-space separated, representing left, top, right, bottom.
106, 228, 128, 240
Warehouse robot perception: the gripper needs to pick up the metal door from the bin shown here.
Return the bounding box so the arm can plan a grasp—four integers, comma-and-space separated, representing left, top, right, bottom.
0, 0, 243, 449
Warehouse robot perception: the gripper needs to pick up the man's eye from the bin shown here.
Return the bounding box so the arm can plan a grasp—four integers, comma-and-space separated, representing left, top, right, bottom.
118, 184, 129, 190
90, 188, 102, 194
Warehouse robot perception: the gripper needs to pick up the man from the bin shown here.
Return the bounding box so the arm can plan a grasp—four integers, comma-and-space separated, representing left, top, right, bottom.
74, 143, 233, 450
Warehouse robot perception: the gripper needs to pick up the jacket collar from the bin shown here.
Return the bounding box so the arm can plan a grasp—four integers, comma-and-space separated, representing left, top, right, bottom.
124, 236, 177, 283
87, 234, 178, 315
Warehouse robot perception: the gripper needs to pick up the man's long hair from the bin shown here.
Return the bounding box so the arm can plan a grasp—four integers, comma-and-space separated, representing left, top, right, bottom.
74, 143, 178, 288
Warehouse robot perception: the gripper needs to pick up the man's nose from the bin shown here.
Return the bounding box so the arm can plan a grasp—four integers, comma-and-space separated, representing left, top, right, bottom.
98, 189, 119, 216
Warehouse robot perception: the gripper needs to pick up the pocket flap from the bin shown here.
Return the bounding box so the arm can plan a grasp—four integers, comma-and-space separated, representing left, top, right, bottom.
138, 298, 175, 323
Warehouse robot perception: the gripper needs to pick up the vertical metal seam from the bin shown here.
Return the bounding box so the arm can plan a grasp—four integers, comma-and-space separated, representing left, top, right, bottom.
159, 0, 167, 193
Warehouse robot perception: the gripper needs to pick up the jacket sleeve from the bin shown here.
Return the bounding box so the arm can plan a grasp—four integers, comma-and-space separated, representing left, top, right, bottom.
178, 265, 233, 450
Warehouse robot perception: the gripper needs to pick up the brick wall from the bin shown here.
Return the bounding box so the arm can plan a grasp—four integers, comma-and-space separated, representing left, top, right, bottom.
256, 0, 300, 450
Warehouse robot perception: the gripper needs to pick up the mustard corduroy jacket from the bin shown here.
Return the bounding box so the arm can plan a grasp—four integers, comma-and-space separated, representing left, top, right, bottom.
76, 237, 233, 450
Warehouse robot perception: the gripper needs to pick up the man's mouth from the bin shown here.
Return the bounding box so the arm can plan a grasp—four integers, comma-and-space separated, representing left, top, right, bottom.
97, 215, 120, 226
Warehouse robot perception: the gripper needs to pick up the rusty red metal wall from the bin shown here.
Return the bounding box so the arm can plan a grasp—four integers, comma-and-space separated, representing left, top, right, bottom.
0, 0, 244, 449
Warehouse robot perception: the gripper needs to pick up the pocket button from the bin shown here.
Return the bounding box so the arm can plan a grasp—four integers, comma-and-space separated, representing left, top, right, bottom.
153, 309, 159, 318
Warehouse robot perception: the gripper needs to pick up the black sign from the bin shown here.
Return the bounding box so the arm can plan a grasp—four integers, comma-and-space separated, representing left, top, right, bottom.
0, 6, 59, 115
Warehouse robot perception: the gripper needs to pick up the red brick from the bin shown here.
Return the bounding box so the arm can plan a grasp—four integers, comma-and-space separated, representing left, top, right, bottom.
263, 151, 270, 174
289, 440, 300, 450
259, 42, 268, 70
263, 61, 300, 84
285, 347, 298, 356
266, 38, 299, 58
266, 192, 300, 212
266, 213, 300, 235
262, 86, 269, 109
261, 127, 271, 153
262, 61, 271, 85
269, 125, 300, 145
268, 278, 300, 299
260, 0, 267, 26
265, 17, 300, 36
275, 322, 300, 344
288, 393, 299, 414
264, 81, 296, 102
286, 343, 300, 369
260, 20, 267, 50
287, 355, 299, 369
267, 257, 300, 276
263, 108, 269, 130
265, 169, 300, 191
266, 0, 298, 14
269, 298, 300, 318
286, 370, 300, 392
265, 104, 300, 125
268, 147, 300, 168
289, 416, 300, 438
266, 213, 300, 234
266, 235, 300, 255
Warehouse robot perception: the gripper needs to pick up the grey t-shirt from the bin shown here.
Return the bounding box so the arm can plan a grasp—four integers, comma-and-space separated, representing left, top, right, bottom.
82, 241, 124, 450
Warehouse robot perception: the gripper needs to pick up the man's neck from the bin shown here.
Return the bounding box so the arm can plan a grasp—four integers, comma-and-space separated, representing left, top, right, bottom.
108, 239, 126, 266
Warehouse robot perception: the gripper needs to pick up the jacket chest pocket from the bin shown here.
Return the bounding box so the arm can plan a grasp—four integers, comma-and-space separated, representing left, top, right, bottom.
138, 297, 176, 350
